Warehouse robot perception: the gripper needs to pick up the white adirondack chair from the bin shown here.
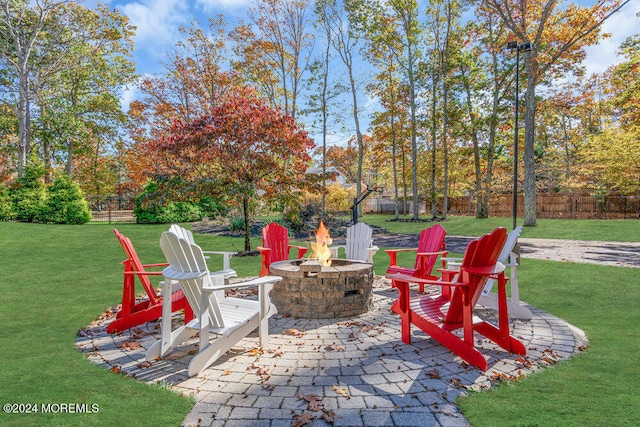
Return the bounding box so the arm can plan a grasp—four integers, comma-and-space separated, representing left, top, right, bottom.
169, 224, 237, 272
146, 231, 281, 377
477, 226, 532, 320
329, 222, 379, 263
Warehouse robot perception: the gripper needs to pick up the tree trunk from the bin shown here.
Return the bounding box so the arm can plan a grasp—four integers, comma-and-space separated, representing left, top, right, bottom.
523, 58, 537, 226
442, 83, 449, 220
242, 196, 251, 252
430, 72, 438, 219
17, 75, 31, 176
348, 66, 364, 218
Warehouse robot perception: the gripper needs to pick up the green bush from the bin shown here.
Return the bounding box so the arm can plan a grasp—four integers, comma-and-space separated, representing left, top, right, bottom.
0, 184, 14, 220
161, 202, 203, 223
229, 215, 245, 231
133, 181, 225, 224
43, 175, 92, 224
10, 162, 47, 223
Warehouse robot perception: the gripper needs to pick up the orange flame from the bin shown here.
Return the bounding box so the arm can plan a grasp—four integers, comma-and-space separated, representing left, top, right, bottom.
310, 221, 333, 267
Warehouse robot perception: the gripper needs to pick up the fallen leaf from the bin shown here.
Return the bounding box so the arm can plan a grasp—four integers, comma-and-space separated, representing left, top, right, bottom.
222, 370, 232, 376
273, 349, 284, 357
426, 369, 441, 379
118, 341, 141, 350
248, 347, 264, 357
137, 361, 151, 369
321, 409, 337, 423
110, 366, 121, 374
292, 412, 316, 427
326, 344, 345, 351
131, 328, 147, 339
298, 394, 323, 411
332, 385, 350, 399
285, 328, 305, 338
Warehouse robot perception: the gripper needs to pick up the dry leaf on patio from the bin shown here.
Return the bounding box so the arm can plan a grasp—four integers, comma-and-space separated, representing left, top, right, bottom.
332, 385, 350, 399
272, 349, 284, 357
292, 411, 316, 427
326, 344, 345, 351
137, 361, 151, 369
131, 328, 147, 339
248, 347, 264, 357
285, 328, 305, 338
298, 394, 324, 411
449, 378, 467, 389
322, 409, 337, 423
426, 369, 440, 379
110, 366, 121, 374
222, 369, 232, 376
118, 341, 141, 350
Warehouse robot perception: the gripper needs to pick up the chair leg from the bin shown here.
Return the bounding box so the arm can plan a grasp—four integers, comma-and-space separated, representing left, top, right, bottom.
187, 318, 259, 377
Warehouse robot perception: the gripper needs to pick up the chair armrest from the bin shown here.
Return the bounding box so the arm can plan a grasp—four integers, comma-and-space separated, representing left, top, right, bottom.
386, 272, 465, 288
141, 262, 170, 268
416, 250, 448, 257
461, 262, 506, 276
329, 245, 346, 259
202, 250, 237, 270
206, 275, 282, 291
289, 245, 308, 259
384, 248, 418, 254
123, 270, 164, 276
384, 248, 418, 266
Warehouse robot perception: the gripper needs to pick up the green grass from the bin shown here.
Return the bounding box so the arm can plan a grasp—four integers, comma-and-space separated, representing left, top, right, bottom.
1, 217, 638, 425
362, 213, 640, 242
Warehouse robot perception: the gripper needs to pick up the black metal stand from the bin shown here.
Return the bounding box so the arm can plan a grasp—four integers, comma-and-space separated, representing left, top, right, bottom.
351, 186, 382, 225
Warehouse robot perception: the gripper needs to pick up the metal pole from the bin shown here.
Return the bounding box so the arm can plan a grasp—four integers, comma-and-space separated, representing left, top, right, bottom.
512, 47, 520, 231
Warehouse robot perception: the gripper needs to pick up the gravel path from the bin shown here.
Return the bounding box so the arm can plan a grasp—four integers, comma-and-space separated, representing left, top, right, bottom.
365, 233, 640, 269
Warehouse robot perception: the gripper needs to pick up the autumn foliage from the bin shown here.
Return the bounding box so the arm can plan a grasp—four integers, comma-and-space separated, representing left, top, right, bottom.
150, 92, 315, 250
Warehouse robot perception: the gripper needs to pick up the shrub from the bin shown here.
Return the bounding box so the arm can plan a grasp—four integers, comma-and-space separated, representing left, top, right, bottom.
325, 184, 355, 213
133, 181, 225, 224
0, 184, 14, 220
10, 162, 47, 223
161, 202, 203, 223
43, 175, 92, 224
229, 215, 245, 231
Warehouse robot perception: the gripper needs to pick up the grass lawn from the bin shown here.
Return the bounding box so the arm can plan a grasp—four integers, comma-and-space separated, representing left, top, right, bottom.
1, 216, 638, 425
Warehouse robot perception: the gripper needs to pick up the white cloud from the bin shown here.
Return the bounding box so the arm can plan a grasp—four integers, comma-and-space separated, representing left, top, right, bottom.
118, 0, 192, 56
583, 3, 639, 75
194, 0, 252, 12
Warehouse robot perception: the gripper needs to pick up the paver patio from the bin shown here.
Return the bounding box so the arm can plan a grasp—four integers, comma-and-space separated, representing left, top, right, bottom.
77, 276, 588, 427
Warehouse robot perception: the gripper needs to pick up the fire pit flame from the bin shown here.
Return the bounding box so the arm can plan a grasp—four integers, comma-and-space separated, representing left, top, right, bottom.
310, 220, 333, 267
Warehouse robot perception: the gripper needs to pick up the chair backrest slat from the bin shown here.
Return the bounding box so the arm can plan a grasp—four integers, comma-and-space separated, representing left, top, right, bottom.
345, 223, 374, 261
444, 228, 507, 324
114, 229, 159, 305
262, 223, 291, 263
160, 231, 226, 328
415, 224, 446, 274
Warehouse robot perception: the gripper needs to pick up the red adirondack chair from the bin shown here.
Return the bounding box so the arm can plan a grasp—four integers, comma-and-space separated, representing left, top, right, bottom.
385, 224, 448, 293
107, 229, 193, 333
386, 227, 527, 371
257, 223, 308, 276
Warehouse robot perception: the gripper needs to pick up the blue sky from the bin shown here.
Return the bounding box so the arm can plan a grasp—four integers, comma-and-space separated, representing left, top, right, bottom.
88, 0, 639, 75
84, 0, 639, 137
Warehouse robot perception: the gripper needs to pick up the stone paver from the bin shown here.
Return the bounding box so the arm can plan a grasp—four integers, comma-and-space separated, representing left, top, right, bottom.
77, 277, 588, 426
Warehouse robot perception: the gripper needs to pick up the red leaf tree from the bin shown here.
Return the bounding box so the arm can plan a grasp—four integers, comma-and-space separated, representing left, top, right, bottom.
157, 92, 315, 251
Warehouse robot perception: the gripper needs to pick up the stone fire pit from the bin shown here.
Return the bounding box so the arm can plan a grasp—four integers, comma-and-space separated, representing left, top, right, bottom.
269, 259, 374, 319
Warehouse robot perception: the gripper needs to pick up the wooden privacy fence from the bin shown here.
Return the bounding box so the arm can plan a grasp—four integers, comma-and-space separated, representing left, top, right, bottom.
446, 194, 640, 219
90, 196, 135, 223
